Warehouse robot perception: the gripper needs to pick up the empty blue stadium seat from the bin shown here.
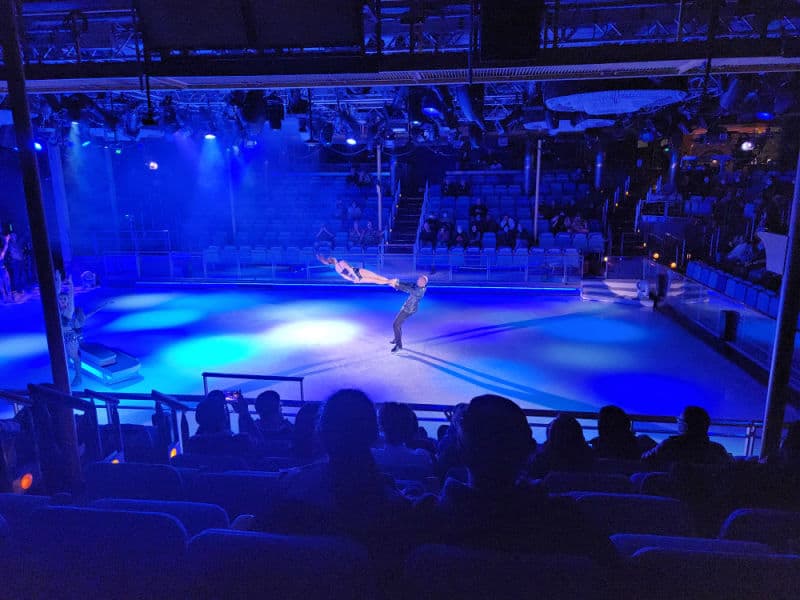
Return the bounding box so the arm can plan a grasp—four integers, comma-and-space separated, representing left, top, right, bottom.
756, 290, 771, 314
405, 544, 602, 599
85, 461, 185, 501
0, 493, 53, 535
539, 232, 555, 249
719, 508, 800, 552
19, 506, 188, 598
542, 472, 632, 494
686, 262, 700, 280
569, 492, 694, 536
90, 498, 229, 536
744, 286, 760, 308
187, 471, 281, 518
629, 547, 800, 600
188, 529, 372, 600
610, 533, 771, 557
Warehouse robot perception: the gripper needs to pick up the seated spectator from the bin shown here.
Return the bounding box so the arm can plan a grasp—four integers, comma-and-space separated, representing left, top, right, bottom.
373, 402, 434, 477
452, 225, 468, 249
435, 403, 469, 478
550, 211, 570, 234
469, 197, 487, 220
362, 221, 381, 247
349, 221, 363, 247
425, 213, 440, 232
588, 405, 654, 460
255, 389, 410, 546
185, 390, 252, 458
642, 406, 732, 466
468, 223, 482, 248
528, 414, 594, 477
237, 391, 293, 454
417, 395, 613, 560
484, 212, 498, 235
776, 421, 800, 469
419, 221, 436, 247
439, 211, 454, 232
514, 222, 529, 250
571, 213, 589, 234
436, 226, 450, 249
314, 223, 335, 248
347, 200, 362, 222
290, 401, 323, 462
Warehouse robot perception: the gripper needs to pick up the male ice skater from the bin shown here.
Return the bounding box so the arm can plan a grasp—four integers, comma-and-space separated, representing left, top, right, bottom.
390, 275, 428, 353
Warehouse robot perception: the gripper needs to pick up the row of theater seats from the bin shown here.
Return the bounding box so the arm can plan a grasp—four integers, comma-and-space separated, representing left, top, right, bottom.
686, 261, 783, 320
416, 247, 583, 281
421, 231, 604, 253
1, 464, 799, 599
203, 245, 382, 273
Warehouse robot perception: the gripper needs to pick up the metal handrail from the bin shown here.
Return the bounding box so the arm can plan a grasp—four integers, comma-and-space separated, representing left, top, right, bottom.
201, 371, 305, 403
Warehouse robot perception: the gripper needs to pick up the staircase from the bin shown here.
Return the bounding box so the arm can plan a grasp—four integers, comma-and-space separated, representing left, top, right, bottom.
387, 196, 424, 254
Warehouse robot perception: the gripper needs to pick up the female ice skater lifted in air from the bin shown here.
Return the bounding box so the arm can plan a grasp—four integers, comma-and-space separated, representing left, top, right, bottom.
317, 254, 398, 286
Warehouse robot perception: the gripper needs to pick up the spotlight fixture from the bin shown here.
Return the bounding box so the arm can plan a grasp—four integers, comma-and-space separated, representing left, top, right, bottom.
204, 133, 216, 140
740, 140, 754, 151
33, 142, 43, 151
147, 160, 159, 170
81, 140, 91, 147
670, 262, 677, 269
652, 252, 660, 260
345, 137, 357, 146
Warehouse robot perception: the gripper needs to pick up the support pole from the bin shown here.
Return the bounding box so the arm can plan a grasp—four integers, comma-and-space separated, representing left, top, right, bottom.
1, 0, 81, 490
761, 142, 800, 458
524, 141, 532, 197
227, 149, 237, 243
377, 144, 383, 232
533, 138, 543, 244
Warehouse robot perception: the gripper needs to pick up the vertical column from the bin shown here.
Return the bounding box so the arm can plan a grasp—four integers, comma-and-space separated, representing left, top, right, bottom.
761, 142, 800, 458
594, 149, 605, 191
46, 140, 72, 265
533, 138, 542, 244
1, 0, 81, 490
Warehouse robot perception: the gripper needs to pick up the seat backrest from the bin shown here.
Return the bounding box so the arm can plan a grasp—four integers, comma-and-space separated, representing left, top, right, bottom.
719, 508, 800, 551
0, 493, 52, 535
170, 452, 250, 472
20, 506, 188, 599
188, 529, 372, 600
629, 547, 800, 600
543, 471, 632, 494
90, 498, 229, 536
85, 461, 184, 501
610, 533, 772, 557
405, 544, 602, 599
187, 471, 281, 518
571, 492, 694, 536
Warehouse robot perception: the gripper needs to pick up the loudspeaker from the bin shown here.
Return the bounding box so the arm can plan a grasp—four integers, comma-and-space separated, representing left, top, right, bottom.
481, 0, 544, 62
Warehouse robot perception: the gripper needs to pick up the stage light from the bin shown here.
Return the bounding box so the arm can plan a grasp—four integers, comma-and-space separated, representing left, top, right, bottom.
652, 252, 660, 260
71, 120, 79, 126
111, 458, 120, 464
33, 142, 42, 151
740, 140, 754, 151
345, 137, 357, 146
81, 140, 91, 147
169, 447, 178, 459
204, 133, 216, 140
19, 473, 33, 490
756, 111, 774, 121
670, 261, 677, 269
147, 160, 159, 171
115, 148, 123, 155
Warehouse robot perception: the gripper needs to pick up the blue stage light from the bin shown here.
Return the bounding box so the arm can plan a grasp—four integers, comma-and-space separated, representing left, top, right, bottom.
81, 140, 92, 147
345, 137, 357, 146
33, 142, 43, 151
115, 148, 123, 155
756, 111, 774, 121
204, 133, 216, 140
147, 160, 159, 171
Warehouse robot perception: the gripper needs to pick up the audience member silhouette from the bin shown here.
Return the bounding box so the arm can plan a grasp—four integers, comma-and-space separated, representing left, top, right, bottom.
776, 421, 800, 469
256, 389, 411, 546
236, 390, 293, 455
528, 414, 595, 477
642, 406, 732, 466
417, 394, 614, 561
185, 390, 252, 458
373, 402, 434, 478
434, 403, 469, 478
589, 405, 655, 460
290, 401, 323, 462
